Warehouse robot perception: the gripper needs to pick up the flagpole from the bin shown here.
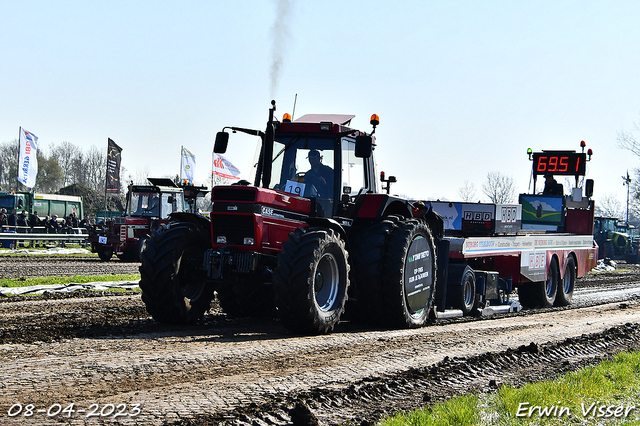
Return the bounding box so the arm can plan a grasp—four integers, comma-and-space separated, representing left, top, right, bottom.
180, 145, 184, 183
16, 127, 21, 192
104, 139, 108, 221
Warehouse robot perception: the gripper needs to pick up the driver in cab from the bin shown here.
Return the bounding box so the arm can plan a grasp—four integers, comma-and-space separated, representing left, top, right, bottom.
304, 149, 333, 198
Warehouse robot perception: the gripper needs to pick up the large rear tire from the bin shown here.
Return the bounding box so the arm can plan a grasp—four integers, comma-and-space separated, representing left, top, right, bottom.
350, 217, 401, 325
381, 219, 437, 328
555, 256, 576, 306
139, 222, 213, 324
274, 227, 349, 335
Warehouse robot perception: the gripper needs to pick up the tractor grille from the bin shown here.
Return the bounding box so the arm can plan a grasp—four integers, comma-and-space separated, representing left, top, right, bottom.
212, 214, 255, 245
213, 188, 256, 202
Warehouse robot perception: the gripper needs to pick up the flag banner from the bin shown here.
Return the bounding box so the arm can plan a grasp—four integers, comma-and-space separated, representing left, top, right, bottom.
181, 146, 196, 183
106, 138, 123, 192
17, 128, 38, 188
212, 153, 241, 180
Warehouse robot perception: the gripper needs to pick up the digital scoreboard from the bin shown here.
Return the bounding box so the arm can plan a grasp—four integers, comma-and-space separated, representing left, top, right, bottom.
531, 151, 586, 176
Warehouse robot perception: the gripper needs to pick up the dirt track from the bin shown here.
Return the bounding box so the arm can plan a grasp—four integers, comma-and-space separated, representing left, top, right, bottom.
0, 256, 639, 425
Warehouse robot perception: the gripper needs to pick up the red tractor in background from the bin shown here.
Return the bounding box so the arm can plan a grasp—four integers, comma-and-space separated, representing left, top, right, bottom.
89, 178, 207, 261
139, 100, 444, 334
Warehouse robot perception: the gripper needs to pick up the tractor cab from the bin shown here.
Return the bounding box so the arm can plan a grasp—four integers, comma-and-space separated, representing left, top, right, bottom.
214, 101, 379, 220
126, 178, 185, 220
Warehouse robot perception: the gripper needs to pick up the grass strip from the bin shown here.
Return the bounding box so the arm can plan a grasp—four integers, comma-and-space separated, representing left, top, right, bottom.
0, 274, 140, 288
382, 351, 640, 425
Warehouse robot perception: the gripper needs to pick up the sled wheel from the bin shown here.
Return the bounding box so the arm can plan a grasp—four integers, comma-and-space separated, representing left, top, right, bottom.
382, 219, 437, 328
139, 222, 213, 324
448, 264, 478, 316
274, 227, 349, 335
519, 256, 559, 309
97, 248, 113, 261
555, 256, 576, 306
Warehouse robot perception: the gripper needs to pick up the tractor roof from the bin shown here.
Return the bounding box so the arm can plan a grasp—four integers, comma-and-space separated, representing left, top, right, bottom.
294, 114, 355, 126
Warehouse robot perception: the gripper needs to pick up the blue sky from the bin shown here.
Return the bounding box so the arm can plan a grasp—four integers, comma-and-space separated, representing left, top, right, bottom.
2, 0, 640, 208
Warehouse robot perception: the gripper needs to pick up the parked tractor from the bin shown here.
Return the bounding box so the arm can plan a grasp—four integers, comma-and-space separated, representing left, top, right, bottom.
594, 216, 640, 263
89, 178, 207, 261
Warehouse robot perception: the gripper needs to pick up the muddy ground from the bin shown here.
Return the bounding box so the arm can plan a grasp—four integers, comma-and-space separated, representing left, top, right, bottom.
0, 255, 639, 425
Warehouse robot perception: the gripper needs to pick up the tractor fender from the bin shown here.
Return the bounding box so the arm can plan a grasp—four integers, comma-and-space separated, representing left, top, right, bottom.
168, 212, 211, 236
303, 217, 350, 252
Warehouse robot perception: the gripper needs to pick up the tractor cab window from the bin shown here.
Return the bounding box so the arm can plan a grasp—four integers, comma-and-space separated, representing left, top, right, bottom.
341, 137, 365, 198
160, 192, 184, 219
267, 137, 336, 216
129, 192, 160, 217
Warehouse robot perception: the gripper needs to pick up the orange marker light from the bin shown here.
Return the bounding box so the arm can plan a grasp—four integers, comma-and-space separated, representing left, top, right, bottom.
370, 114, 380, 126
283, 113, 292, 122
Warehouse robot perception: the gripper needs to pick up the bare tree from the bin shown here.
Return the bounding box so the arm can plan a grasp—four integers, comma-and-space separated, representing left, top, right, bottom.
618, 117, 640, 158
482, 171, 516, 204
0, 140, 18, 191
50, 141, 83, 187
595, 193, 625, 219
457, 180, 477, 202
83, 145, 106, 191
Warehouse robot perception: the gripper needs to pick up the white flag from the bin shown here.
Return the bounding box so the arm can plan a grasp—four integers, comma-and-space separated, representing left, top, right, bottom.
181, 146, 196, 183
212, 153, 241, 180
17, 128, 38, 188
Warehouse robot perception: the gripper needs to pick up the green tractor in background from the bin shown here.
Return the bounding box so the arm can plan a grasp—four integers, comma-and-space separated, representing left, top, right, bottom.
594, 216, 640, 263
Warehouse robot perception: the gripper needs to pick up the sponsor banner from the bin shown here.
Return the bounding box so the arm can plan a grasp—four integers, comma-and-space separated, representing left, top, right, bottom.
106, 138, 122, 192
17, 128, 38, 188
212, 153, 241, 180
181, 146, 196, 183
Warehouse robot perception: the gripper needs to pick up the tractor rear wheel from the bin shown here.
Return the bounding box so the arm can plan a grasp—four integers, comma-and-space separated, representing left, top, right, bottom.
381, 219, 437, 328
555, 256, 576, 306
97, 248, 113, 261
273, 227, 349, 335
350, 216, 401, 325
139, 222, 213, 324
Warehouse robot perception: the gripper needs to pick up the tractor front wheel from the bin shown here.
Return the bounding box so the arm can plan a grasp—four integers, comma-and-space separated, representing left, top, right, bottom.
139, 222, 213, 324
274, 227, 349, 335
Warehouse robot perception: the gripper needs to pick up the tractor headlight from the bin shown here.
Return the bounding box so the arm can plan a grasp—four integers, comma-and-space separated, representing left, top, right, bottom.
244, 237, 254, 245
216, 236, 227, 244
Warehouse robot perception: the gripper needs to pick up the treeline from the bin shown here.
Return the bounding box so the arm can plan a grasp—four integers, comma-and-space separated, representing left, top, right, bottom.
0, 140, 125, 217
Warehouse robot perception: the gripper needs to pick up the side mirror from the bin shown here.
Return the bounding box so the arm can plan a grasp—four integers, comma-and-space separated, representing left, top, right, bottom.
585, 179, 594, 198
214, 132, 229, 153
355, 135, 373, 158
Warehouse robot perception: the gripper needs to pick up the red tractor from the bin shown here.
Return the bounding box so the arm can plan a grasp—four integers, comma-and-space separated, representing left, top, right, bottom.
89, 178, 207, 261
139, 101, 444, 334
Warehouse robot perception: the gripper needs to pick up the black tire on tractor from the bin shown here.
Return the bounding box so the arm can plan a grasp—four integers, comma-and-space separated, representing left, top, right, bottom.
555, 256, 576, 306
350, 216, 402, 325
139, 222, 213, 324
97, 248, 113, 261
447, 264, 478, 316
518, 256, 559, 309
381, 219, 437, 328
215, 278, 276, 318
273, 227, 349, 335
